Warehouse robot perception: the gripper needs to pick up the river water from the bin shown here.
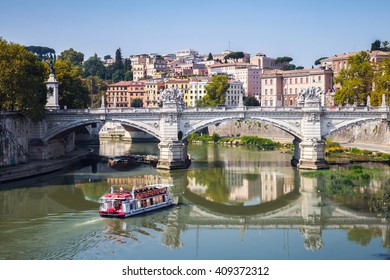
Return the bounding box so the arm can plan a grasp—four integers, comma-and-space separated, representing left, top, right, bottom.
0, 141, 389, 260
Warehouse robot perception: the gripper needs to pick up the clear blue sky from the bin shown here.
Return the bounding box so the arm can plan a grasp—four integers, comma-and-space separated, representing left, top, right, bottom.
1, 0, 390, 68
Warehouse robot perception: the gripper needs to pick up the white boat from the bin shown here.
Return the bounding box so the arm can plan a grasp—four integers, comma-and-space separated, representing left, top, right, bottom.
98, 184, 174, 218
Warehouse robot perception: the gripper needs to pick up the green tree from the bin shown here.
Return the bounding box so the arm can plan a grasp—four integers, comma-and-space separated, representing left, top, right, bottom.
372, 57, 390, 106
275, 56, 293, 63
58, 48, 84, 67
199, 75, 229, 106
382, 41, 390, 52
334, 51, 374, 106
25, 45, 55, 61
224, 51, 245, 62
83, 54, 106, 79
0, 38, 48, 122
314, 57, 328, 65
54, 59, 90, 108
282, 64, 296, 70
207, 52, 213, 61
243, 95, 260, 106
131, 97, 143, 108
371, 39, 382, 51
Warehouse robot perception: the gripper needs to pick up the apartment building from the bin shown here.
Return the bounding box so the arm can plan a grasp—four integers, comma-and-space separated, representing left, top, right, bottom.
250, 53, 290, 70
145, 79, 165, 108
106, 81, 146, 108
225, 80, 244, 106
188, 78, 209, 107
208, 63, 261, 97
261, 68, 333, 107
320, 50, 390, 75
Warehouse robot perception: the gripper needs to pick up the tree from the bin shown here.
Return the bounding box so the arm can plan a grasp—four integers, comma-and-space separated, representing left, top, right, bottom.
131, 97, 143, 108
282, 64, 296, 70
275, 56, 293, 63
83, 54, 106, 79
54, 59, 90, 108
296, 66, 304, 70
371, 39, 382, 51
243, 95, 260, 106
198, 75, 229, 106
314, 57, 328, 65
0, 38, 48, 122
58, 48, 84, 67
224, 51, 245, 62
25, 45, 55, 61
382, 41, 390, 52
207, 52, 213, 61
334, 51, 374, 106
372, 57, 390, 106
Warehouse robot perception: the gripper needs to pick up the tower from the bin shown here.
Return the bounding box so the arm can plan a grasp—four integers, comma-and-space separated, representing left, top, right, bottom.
45, 72, 59, 109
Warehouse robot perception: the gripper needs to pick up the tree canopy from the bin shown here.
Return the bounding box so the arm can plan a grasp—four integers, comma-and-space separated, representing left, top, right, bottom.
25, 45, 55, 61
334, 51, 374, 106
58, 48, 84, 67
224, 51, 245, 62
83, 54, 106, 79
243, 95, 260, 106
54, 59, 90, 108
198, 75, 229, 106
275, 56, 293, 63
372, 57, 390, 106
130, 97, 143, 108
314, 57, 328, 65
0, 39, 48, 122
371, 39, 390, 52
207, 52, 213, 61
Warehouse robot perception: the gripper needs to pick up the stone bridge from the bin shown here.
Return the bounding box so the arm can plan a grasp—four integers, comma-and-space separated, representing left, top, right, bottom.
23, 87, 390, 169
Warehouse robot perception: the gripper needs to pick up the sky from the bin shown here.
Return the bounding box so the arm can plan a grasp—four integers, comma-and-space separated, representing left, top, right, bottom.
1, 0, 390, 68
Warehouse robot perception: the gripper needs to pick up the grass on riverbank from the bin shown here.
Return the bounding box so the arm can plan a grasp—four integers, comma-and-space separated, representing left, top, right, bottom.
325, 139, 390, 164
187, 133, 282, 150
301, 164, 390, 217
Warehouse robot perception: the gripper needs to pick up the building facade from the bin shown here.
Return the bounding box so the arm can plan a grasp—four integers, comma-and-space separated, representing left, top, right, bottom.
106, 81, 146, 108
261, 68, 333, 107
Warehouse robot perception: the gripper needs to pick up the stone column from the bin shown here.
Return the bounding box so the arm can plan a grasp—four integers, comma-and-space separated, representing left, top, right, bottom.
157, 88, 191, 169
45, 73, 60, 109
291, 137, 301, 166
297, 93, 328, 170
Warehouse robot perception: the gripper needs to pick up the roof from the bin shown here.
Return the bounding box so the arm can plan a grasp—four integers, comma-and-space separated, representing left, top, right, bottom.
109, 81, 145, 87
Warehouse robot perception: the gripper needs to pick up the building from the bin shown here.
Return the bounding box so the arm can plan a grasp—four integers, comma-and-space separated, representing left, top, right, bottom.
146, 55, 168, 79
208, 63, 261, 98
175, 49, 199, 58
145, 79, 165, 108
165, 78, 191, 103
320, 50, 390, 75
261, 68, 333, 107
188, 78, 210, 107
225, 80, 243, 106
250, 53, 290, 70
106, 81, 146, 108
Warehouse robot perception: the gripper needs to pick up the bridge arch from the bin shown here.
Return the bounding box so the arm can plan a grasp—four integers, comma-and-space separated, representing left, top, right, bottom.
183, 116, 303, 140
44, 118, 162, 142
324, 117, 384, 138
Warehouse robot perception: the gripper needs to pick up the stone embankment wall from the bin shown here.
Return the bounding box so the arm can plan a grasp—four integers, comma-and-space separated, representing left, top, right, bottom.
329, 121, 390, 144
208, 120, 390, 145
0, 113, 30, 167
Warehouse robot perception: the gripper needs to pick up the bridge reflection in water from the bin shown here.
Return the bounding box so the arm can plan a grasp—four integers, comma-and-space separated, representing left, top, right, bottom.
1, 144, 389, 259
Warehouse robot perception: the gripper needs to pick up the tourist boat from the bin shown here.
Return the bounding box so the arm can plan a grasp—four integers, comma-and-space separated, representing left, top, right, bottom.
98, 184, 174, 218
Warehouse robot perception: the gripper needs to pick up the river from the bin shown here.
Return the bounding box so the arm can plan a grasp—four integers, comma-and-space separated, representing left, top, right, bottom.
0, 140, 389, 260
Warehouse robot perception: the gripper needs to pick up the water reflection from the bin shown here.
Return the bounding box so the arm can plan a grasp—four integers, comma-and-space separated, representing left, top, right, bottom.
0, 141, 390, 259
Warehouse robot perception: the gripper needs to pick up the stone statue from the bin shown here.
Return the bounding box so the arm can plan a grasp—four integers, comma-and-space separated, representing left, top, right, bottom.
160, 87, 184, 104
297, 86, 323, 102
47, 53, 56, 74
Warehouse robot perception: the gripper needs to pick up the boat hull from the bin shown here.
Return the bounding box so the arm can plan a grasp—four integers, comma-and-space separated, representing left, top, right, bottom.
99, 199, 174, 218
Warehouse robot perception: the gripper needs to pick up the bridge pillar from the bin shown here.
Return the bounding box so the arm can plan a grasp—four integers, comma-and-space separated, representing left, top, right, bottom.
296, 87, 328, 170
157, 140, 190, 169
291, 137, 301, 166
156, 87, 191, 170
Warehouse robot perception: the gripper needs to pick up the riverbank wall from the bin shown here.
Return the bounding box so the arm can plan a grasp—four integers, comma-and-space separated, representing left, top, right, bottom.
208, 120, 390, 145
0, 150, 90, 184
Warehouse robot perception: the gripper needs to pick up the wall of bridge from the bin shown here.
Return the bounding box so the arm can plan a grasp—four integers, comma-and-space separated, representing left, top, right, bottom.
0, 113, 30, 167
